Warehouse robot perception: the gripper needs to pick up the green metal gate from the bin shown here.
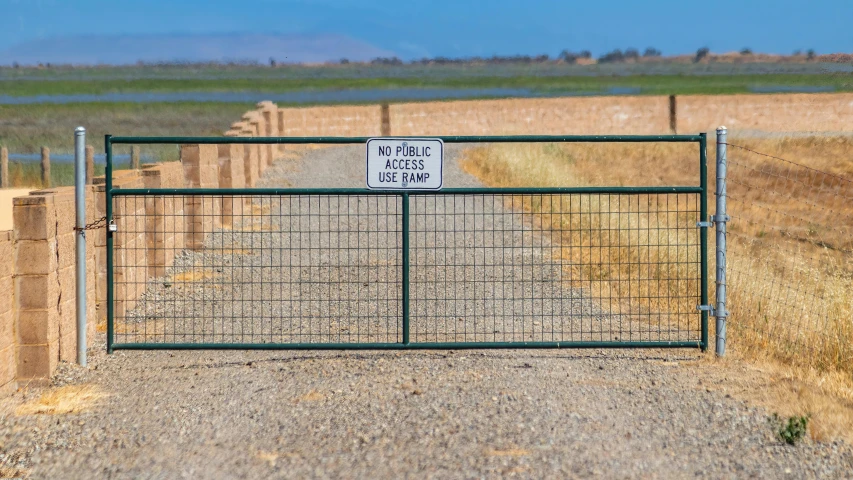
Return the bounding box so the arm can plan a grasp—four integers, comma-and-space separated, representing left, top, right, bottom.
105, 134, 709, 352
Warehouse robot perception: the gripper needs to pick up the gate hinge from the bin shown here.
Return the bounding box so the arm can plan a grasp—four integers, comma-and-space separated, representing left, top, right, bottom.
696, 304, 715, 315
697, 214, 731, 228
697, 305, 730, 317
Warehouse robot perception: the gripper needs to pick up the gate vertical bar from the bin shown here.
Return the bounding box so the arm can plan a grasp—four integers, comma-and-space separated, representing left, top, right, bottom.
699, 133, 709, 351
715, 127, 728, 356
75, 127, 87, 366
105, 135, 114, 353
401, 193, 410, 344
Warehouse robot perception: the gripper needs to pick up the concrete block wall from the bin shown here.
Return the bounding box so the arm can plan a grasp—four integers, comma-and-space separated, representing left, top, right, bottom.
0, 231, 15, 393
182, 144, 220, 250
2, 103, 279, 392
217, 142, 247, 228
232, 122, 260, 187
142, 162, 186, 278
242, 112, 267, 176
258, 101, 278, 169
12, 186, 97, 382
110, 172, 147, 323
278, 104, 381, 137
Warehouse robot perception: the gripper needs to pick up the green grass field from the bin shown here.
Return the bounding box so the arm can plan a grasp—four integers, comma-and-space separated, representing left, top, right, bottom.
3, 73, 851, 97
0, 102, 251, 187
0, 102, 250, 153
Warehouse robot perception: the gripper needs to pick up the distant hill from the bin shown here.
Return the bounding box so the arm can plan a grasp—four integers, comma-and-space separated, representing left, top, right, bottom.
0, 33, 396, 66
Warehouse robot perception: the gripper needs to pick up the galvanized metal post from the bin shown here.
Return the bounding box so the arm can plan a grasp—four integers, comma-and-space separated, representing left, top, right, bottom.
401, 193, 410, 345
715, 127, 729, 356
75, 127, 87, 366
105, 135, 114, 354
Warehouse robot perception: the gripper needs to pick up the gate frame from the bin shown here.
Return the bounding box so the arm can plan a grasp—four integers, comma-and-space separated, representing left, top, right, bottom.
105, 134, 709, 352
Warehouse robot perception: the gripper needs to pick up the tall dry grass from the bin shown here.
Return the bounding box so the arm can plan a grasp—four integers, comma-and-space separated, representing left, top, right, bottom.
460, 138, 853, 379
461, 143, 703, 341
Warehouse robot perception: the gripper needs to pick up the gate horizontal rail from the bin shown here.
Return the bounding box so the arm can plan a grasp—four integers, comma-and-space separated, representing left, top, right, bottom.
109, 135, 705, 145
105, 134, 709, 352
112, 186, 703, 196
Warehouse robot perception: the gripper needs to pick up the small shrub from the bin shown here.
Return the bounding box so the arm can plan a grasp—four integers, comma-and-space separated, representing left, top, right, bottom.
770, 414, 810, 445
694, 47, 710, 63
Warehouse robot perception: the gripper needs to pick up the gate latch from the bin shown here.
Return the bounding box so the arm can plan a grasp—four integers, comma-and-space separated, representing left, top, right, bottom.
696, 304, 715, 315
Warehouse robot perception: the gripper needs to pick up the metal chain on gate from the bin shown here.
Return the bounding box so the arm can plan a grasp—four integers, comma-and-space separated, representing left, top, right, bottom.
73, 216, 109, 232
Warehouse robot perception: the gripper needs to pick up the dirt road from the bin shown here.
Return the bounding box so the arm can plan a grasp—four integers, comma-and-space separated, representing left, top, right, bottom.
0, 147, 850, 479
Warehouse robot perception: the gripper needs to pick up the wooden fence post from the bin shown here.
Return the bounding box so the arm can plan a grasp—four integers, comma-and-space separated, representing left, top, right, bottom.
669, 95, 677, 134
40, 146, 50, 188
0, 146, 8, 188
85, 145, 94, 185
380, 103, 391, 136
130, 145, 140, 170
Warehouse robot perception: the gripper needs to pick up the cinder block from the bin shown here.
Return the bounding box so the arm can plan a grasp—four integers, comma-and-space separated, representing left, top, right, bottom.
14, 192, 54, 206
16, 239, 56, 275
0, 345, 15, 389
57, 233, 76, 269
17, 309, 59, 345
16, 342, 58, 380
58, 265, 75, 302
0, 233, 13, 278
0, 276, 13, 316
59, 329, 76, 362
0, 310, 14, 349
13, 204, 54, 241
143, 168, 163, 189
16, 274, 58, 310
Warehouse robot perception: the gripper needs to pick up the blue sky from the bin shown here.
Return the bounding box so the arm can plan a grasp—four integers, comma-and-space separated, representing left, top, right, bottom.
2, 0, 851, 59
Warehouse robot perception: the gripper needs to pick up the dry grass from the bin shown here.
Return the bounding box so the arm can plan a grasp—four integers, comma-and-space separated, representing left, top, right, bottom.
269, 94, 853, 138
293, 390, 325, 404
460, 136, 853, 439
96, 319, 166, 335
693, 352, 853, 443
15, 384, 106, 415
170, 268, 221, 283
461, 143, 701, 334
484, 447, 531, 457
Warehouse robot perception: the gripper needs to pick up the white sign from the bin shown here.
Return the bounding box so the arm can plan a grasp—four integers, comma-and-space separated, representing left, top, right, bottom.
366, 138, 443, 190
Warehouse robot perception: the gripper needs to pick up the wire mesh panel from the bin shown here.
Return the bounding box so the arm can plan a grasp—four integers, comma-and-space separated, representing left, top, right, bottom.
112, 194, 402, 346
409, 192, 703, 345
105, 134, 708, 351
724, 143, 853, 368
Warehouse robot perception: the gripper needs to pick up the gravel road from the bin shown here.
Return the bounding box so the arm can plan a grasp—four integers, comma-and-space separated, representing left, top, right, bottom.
1, 146, 851, 479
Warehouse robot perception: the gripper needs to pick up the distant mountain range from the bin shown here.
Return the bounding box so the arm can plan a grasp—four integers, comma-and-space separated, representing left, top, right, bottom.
0, 33, 396, 65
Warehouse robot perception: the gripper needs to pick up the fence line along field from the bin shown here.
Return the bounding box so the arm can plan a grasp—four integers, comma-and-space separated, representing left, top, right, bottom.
459, 136, 853, 380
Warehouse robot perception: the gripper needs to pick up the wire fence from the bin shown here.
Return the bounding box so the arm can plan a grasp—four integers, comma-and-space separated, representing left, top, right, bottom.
110, 190, 704, 349
724, 142, 853, 371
